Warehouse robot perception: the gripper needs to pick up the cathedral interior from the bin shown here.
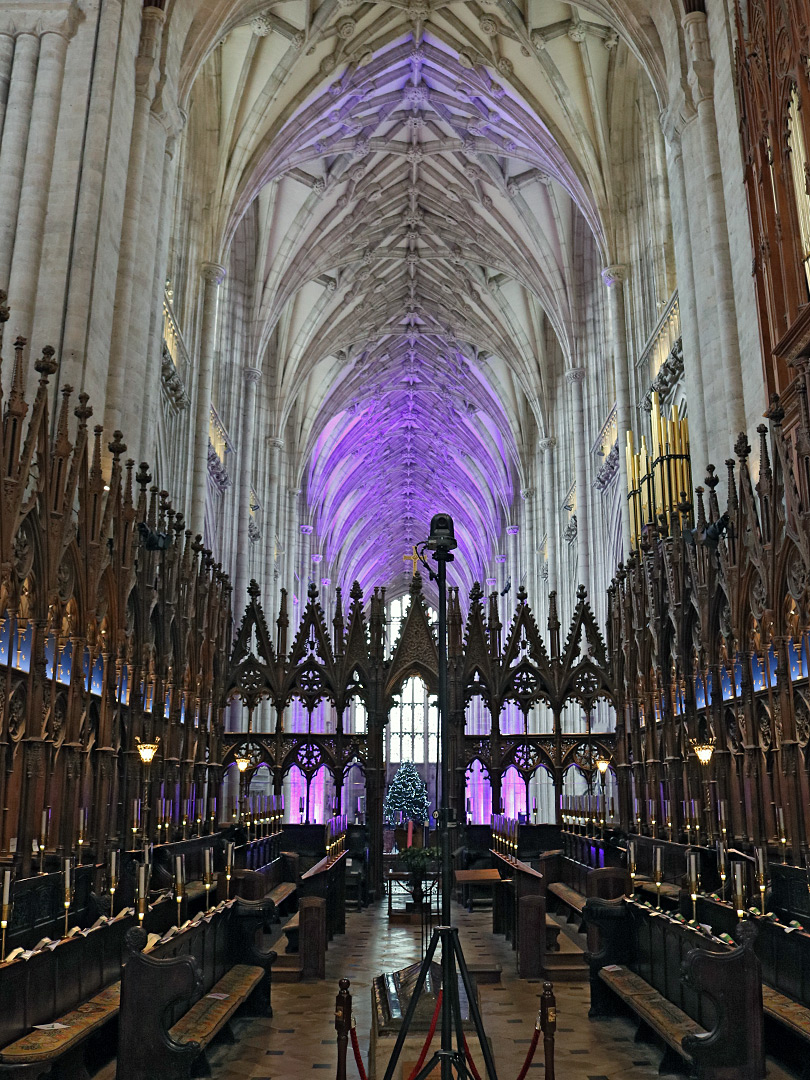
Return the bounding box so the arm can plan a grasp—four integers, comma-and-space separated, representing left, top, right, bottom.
0, 0, 810, 1077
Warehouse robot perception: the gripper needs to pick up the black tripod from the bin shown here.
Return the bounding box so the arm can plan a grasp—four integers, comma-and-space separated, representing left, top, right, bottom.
382, 515, 498, 1080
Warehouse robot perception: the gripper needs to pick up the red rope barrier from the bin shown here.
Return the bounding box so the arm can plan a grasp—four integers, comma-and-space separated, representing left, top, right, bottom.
461, 1033, 483, 1080
407, 989, 443, 1080
350, 1020, 368, 1080
514, 1024, 541, 1080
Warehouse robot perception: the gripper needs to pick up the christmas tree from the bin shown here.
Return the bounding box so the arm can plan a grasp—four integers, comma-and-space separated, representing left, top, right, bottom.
383, 762, 430, 823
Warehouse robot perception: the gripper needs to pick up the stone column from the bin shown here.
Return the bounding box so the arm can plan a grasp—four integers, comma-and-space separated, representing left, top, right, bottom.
7, 26, 74, 346
189, 262, 226, 539
285, 486, 300, 615
300, 525, 313, 589
540, 437, 557, 597
232, 367, 262, 610
682, 7, 746, 439
601, 265, 632, 556
662, 126, 709, 475
0, 34, 39, 289
520, 489, 534, 604
266, 437, 283, 611
0, 33, 14, 140
506, 524, 519, 600
566, 368, 590, 594
140, 134, 180, 463
103, 4, 165, 437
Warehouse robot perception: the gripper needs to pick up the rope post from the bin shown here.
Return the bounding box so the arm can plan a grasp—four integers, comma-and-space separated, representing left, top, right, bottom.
541, 980, 556, 1080
335, 978, 352, 1080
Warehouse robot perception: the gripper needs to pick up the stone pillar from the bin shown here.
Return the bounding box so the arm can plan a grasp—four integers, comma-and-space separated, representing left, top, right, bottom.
520, 489, 534, 604
7, 26, 74, 346
601, 265, 632, 556
266, 437, 283, 610
506, 524, 519, 600
189, 262, 226, 540
103, 4, 166, 437
0, 34, 39, 289
0, 33, 14, 140
566, 368, 590, 594
285, 487, 301, 616
540, 437, 557, 597
682, 8, 746, 440
300, 525, 313, 589
232, 367, 262, 609
140, 134, 180, 463
662, 127, 709, 475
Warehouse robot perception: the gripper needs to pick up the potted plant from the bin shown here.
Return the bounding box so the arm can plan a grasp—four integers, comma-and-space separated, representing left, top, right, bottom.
398, 845, 439, 909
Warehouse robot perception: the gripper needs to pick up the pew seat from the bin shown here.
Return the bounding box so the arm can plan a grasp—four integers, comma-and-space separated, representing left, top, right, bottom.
762, 984, 810, 1041
284, 912, 300, 953
170, 963, 264, 1050
547, 881, 586, 924
268, 882, 297, 914
0, 982, 120, 1072
599, 964, 703, 1067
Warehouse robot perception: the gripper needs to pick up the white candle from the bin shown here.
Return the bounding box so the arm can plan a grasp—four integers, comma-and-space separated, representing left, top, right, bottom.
777, 807, 785, 835
226, 841, 234, 869
174, 854, 184, 887
756, 846, 767, 878
2, 870, 10, 907
733, 862, 745, 912
628, 839, 636, 868
109, 849, 118, 884
654, 846, 662, 875
204, 848, 212, 875
138, 863, 146, 900
133, 799, 141, 827
689, 851, 699, 893
63, 859, 71, 900
41, 809, 48, 844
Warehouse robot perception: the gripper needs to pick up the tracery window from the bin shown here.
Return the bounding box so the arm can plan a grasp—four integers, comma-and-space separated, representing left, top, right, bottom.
388, 676, 438, 764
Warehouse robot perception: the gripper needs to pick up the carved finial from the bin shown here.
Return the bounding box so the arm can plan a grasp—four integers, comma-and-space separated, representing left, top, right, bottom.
765, 393, 785, 424
517, 583, 527, 603
9, 336, 26, 400
734, 432, 751, 461
135, 462, 151, 489
247, 579, 261, 601
350, 580, 363, 601
56, 384, 73, 441
576, 583, 587, 603
35, 344, 57, 378
695, 486, 707, 529
108, 430, 126, 460
704, 464, 719, 492
410, 570, 423, 595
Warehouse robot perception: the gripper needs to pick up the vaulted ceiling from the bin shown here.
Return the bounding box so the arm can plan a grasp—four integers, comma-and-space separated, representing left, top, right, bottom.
178, 0, 664, 593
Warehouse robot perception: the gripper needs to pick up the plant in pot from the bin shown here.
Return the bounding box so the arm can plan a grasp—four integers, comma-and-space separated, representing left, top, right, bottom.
398, 845, 439, 910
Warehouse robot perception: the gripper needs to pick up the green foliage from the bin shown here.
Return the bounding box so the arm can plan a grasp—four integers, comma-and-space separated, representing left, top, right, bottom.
383, 761, 430, 823
398, 845, 439, 876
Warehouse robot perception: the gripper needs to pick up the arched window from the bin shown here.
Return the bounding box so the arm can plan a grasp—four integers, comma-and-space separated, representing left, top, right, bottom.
388, 676, 438, 764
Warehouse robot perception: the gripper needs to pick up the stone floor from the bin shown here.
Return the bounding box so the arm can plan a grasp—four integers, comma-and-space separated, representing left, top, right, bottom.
206, 902, 798, 1080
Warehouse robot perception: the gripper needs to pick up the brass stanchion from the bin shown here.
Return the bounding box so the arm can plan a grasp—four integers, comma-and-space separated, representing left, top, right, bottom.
335, 978, 351, 1080
541, 982, 556, 1080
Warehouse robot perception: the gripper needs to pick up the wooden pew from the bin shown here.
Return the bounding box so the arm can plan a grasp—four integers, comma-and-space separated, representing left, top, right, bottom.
0, 893, 180, 1077
584, 896, 764, 1079
117, 896, 277, 1079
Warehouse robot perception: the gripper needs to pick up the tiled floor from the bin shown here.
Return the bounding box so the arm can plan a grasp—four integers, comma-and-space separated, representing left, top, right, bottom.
207, 903, 797, 1079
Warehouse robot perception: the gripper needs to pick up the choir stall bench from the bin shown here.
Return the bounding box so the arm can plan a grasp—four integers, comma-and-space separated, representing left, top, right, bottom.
585, 896, 764, 1080
116, 896, 276, 1080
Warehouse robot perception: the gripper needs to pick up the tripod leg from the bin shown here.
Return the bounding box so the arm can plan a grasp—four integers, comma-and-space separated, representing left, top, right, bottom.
453, 929, 499, 1080
381, 928, 442, 1080
445, 941, 470, 1079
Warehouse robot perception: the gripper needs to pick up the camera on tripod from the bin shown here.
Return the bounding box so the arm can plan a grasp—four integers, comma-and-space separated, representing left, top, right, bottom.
427, 513, 457, 554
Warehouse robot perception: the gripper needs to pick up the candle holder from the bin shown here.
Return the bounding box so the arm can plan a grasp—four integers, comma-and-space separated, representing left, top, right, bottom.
758, 873, 766, 914
176, 884, 184, 925
655, 870, 662, 908
204, 872, 212, 910
64, 899, 70, 937
780, 831, 787, 863
137, 895, 146, 924
1, 902, 10, 962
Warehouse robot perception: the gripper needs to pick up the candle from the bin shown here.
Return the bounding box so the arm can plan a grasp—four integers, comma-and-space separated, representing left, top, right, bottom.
138, 863, 147, 900
628, 839, 636, 869
226, 841, 234, 869
716, 841, 725, 875
2, 870, 10, 907
109, 849, 118, 884
733, 862, 745, 914
174, 854, 184, 887
777, 807, 785, 835
654, 846, 663, 875
63, 858, 71, 900
689, 851, 699, 893
133, 799, 141, 827
41, 809, 49, 845
204, 848, 212, 876
756, 846, 767, 879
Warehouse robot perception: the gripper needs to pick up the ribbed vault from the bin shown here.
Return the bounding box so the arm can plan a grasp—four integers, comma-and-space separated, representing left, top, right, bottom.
169, 0, 672, 596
